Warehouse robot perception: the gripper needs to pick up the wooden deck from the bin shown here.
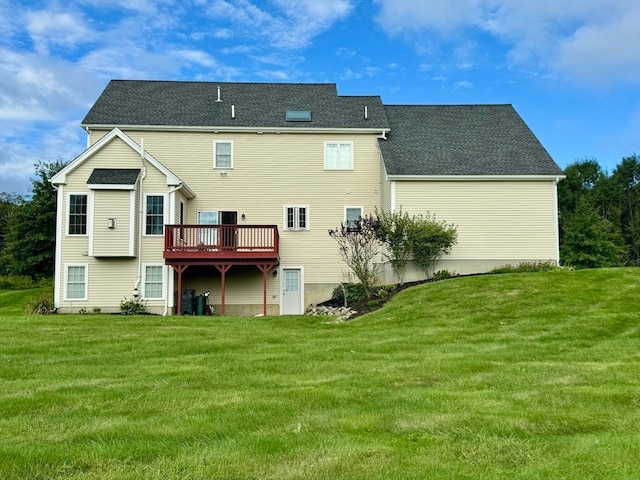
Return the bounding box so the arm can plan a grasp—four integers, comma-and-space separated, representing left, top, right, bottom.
163, 224, 279, 263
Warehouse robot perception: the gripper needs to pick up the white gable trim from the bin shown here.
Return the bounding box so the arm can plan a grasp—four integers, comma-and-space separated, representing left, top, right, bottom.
50, 128, 193, 197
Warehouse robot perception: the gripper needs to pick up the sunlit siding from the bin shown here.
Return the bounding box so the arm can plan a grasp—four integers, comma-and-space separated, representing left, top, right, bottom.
115, 130, 383, 284
91, 190, 133, 256
57, 137, 173, 312
393, 181, 558, 260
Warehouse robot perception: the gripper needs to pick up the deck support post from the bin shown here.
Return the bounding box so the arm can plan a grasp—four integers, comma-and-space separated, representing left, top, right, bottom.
256, 264, 277, 316
171, 264, 190, 315
213, 264, 232, 315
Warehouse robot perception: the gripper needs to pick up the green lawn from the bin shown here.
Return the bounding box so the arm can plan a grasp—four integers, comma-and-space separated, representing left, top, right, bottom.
1, 268, 639, 479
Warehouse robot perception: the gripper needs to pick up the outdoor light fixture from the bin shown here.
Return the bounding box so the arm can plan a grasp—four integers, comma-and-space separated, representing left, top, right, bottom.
241, 213, 246, 220
272, 269, 278, 277
132, 287, 139, 299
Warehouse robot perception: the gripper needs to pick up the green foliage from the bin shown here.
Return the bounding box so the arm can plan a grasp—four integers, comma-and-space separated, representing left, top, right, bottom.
0, 275, 38, 290
558, 156, 638, 267
119, 297, 146, 315
560, 197, 627, 268
25, 291, 56, 315
329, 215, 382, 298
1, 160, 67, 279
331, 282, 366, 306
406, 213, 458, 277
374, 208, 413, 282
490, 261, 560, 274
375, 208, 458, 280
433, 269, 458, 280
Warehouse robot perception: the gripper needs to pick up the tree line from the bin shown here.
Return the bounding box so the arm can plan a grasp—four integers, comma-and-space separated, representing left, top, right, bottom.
0, 155, 638, 282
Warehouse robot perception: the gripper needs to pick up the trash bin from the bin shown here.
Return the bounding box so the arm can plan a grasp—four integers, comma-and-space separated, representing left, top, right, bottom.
195, 295, 206, 316
181, 289, 196, 315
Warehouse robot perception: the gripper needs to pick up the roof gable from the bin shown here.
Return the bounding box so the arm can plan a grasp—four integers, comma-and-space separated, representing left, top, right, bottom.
379, 104, 563, 177
51, 128, 194, 197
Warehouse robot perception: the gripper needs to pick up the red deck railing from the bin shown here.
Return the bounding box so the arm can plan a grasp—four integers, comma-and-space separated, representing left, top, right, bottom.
164, 224, 279, 261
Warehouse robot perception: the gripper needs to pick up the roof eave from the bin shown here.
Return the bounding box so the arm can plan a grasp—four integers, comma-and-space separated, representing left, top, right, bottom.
82, 124, 391, 134
386, 174, 566, 181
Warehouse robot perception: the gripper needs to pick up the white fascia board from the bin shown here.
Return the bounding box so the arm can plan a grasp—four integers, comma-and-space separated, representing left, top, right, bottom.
82, 124, 391, 135
386, 174, 566, 182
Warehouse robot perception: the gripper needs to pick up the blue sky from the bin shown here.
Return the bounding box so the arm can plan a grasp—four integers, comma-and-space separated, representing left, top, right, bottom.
1, 0, 639, 196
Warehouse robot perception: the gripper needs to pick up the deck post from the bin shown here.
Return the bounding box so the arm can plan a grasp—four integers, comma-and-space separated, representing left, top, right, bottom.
214, 264, 232, 315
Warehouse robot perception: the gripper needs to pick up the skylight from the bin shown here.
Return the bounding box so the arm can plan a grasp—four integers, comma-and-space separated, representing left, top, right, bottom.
285, 110, 312, 121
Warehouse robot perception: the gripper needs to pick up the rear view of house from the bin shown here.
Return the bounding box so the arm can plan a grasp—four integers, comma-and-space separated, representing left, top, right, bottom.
51, 80, 563, 315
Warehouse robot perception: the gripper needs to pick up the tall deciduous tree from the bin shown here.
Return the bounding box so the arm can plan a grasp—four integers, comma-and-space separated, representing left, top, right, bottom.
2, 160, 66, 279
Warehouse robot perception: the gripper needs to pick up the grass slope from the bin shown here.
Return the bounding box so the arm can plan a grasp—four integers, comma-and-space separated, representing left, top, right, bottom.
0, 268, 639, 479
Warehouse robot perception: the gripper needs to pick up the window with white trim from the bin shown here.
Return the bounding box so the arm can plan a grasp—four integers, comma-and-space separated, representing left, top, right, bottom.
214, 141, 233, 169
144, 265, 164, 300
145, 195, 164, 235
65, 264, 87, 300
284, 206, 309, 231
345, 206, 363, 230
68, 194, 88, 235
324, 141, 353, 170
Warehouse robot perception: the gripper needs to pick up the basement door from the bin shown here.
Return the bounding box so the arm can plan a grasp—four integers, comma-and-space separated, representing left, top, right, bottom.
282, 268, 303, 315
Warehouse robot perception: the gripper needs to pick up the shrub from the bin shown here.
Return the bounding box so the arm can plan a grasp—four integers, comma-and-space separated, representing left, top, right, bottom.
433, 269, 458, 280
490, 261, 559, 274
25, 292, 56, 315
120, 297, 146, 315
0, 275, 38, 290
331, 282, 366, 307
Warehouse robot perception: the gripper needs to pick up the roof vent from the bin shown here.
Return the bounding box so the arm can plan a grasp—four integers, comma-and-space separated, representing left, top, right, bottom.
364, 106, 368, 120
215, 86, 222, 102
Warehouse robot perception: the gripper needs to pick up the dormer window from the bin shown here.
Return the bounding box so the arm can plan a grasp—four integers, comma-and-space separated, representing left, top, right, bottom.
285, 110, 311, 122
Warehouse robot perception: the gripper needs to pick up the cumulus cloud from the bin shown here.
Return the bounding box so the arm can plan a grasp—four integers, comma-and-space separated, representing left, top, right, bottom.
373, 0, 640, 87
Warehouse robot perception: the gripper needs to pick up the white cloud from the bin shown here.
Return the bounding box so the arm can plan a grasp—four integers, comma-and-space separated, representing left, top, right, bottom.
373, 0, 640, 87
26, 10, 93, 55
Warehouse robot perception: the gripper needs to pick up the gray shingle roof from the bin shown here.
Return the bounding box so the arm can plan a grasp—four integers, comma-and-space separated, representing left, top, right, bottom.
82, 80, 389, 130
379, 104, 562, 176
87, 168, 140, 185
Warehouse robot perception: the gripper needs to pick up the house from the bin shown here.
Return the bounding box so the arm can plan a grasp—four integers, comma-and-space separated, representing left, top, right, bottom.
51, 80, 563, 315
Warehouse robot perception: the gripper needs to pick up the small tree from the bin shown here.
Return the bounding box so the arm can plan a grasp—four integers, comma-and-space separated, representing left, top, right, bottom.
375, 207, 413, 283
329, 215, 382, 298
560, 197, 627, 268
407, 213, 458, 278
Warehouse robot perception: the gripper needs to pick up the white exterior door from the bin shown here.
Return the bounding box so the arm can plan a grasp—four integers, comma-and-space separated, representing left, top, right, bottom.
282, 268, 302, 315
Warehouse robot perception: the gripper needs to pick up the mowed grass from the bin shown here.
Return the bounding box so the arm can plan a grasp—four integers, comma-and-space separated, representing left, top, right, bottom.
1, 268, 639, 480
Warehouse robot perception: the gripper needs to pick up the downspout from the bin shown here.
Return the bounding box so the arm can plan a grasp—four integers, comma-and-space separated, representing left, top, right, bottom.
134, 138, 147, 297
163, 182, 185, 316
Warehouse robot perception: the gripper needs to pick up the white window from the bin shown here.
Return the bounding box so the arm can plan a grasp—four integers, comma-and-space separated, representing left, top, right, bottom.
144, 265, 164, 300
324, 141, 353, 170
214, 141, 233, 169
145, 194, 165, 235
345, 206, 363, 229
284, 206, 309, 231
67, 193, 88, 235
65, 264, 87, 300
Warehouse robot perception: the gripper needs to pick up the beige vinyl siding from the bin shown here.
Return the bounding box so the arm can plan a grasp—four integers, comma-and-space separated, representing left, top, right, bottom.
91, 190, 134, 256
115, 130, 383, 285
57, 136, 173, 312
393, 181, 558, 260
